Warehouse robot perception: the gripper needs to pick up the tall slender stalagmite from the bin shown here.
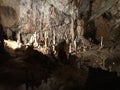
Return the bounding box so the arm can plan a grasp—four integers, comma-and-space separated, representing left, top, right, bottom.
16, 31, 22, 48
52, 30, 56, 53
44, 31, 48, 48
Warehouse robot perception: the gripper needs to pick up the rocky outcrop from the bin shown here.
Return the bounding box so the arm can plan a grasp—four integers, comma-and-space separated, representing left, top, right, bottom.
0, 0, 19, 27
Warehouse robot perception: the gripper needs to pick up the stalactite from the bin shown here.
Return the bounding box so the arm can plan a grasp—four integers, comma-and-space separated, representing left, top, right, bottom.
73, 18, 85, 51
70, 17, 75, 42
76, 19, 85, 43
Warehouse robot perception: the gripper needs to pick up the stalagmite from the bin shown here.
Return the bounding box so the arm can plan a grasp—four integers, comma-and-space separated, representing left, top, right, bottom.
26, 33, 35, 47
44, 31, 48, 48
53, 30, 56, 45
100, 36, 103, 49
16, 32, 22, 48
69, 43, 72, 53
28, 36, 34, 45
52, 45, 56, 54
34, 32, 37, 43
33, 32, 38, 47
52, 30, 56, 53
74, 40, 77, 51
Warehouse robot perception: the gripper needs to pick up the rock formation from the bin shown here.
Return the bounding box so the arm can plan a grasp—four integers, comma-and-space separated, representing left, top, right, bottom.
0, 0, 120, 90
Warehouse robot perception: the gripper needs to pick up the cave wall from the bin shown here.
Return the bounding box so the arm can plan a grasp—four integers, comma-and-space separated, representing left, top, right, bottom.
0, 0, 120, 48
92, 0, 120, 46
0, 0, 19, 27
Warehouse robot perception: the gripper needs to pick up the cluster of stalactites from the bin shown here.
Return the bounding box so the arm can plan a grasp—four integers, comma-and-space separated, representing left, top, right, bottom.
17, 1, 92, 54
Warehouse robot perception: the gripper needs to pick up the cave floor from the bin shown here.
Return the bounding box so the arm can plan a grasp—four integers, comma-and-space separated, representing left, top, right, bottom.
0, 44, 120, 90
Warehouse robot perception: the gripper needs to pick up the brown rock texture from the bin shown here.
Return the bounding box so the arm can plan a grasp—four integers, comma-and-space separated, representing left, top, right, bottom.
0, 0, 119, 48
0, 0, 120, 89
0, 0, 19, 27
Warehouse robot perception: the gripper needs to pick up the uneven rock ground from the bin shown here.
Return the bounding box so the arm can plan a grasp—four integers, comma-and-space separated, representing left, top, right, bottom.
0, 43, 120, 90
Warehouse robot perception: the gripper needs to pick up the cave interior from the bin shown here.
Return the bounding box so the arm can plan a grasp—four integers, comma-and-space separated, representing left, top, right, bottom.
0, 0, 120, 90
